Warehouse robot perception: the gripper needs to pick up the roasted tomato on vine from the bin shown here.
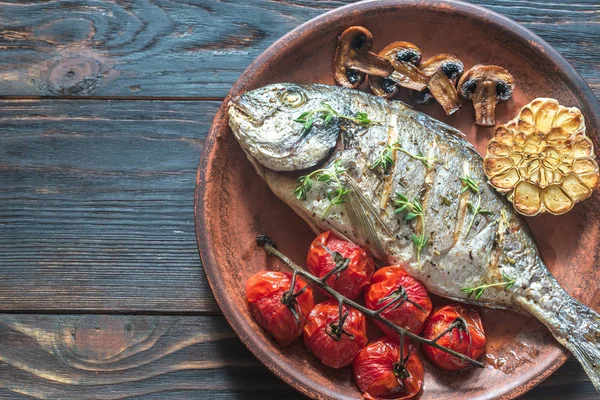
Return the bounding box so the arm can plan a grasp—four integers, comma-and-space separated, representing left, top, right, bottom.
246, 271, 314, 346
353, 338, 424, 400
306, 231, 376, 299
303, 300, 368, 368
421, 304, 486, 370
365, 266, 432, 337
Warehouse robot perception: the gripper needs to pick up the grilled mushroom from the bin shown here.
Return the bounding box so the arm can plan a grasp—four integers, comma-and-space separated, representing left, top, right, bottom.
369, 41, 425, 98
410, 54, 463, 115
333, 26, 395, 89
458, 65, 515, 126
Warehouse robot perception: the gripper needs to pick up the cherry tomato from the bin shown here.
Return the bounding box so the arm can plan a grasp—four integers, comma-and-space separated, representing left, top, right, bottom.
421, 304, 486, 370
365, 266, 432, 337
306, 231, 375, 299
303, 300, 368, 368
246, 271, 314, 346
353, 337, 424, 400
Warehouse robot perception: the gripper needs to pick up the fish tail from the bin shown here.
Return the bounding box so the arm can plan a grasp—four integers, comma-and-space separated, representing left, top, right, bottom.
520, 286, 600, 392
553, 300, 600, 392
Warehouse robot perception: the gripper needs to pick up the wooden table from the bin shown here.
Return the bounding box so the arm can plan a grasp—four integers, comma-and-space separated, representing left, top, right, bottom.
0, 1, 598, 398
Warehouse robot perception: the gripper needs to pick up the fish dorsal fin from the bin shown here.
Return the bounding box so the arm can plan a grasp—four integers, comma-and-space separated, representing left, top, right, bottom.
390, 99, 479, 155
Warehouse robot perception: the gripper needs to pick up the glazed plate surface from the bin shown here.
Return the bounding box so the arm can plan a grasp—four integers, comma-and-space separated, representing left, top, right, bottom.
195, 1, 600, 398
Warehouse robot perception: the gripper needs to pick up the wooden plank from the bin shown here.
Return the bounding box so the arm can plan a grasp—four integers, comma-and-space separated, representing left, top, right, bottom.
0, 314, 304, 399
0, 99, 219, 312
0, 313, 589, 399
0, 0, 597, 98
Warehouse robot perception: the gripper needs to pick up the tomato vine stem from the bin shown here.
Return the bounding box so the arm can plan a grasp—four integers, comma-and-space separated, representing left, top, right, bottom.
256, 234, 484, 369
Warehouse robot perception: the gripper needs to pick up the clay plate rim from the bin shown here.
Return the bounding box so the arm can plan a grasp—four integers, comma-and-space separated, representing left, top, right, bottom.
195, 1, 600, 399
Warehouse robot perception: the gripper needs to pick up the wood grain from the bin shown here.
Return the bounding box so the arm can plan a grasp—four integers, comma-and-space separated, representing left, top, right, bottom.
0, 0, 597, 98
0, 314, 304, 400
0, 99, 219, 312
0, 0, 598, 398
0, 313, 586, 399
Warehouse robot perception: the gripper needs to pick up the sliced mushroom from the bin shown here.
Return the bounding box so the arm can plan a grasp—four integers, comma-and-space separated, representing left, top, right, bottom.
458, 65, 515, 126
369, 41, 424, 98
410, 54, 463, 115
333, 26, 395, 89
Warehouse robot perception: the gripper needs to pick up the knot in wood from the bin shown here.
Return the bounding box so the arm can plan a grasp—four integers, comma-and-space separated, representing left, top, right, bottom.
47, 56, 103, 95
69, 315, 135, 361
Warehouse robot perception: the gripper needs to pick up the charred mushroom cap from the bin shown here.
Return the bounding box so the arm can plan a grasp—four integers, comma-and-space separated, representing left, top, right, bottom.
333, 26, 395, 89
369, 41, 423, 98
458, 65, 515, 126
410, 54, 463, 116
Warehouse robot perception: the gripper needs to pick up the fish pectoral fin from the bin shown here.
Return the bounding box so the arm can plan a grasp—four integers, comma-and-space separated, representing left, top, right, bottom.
344, 178, 387, 259
345, 176, 394, 236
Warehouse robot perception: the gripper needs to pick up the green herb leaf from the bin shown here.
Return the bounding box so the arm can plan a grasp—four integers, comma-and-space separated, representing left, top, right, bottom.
354, 111, 374, 125
317, 173, 331, 182
461, 273, 516, 301
294, 160, 350, 215
394, 204, 408, 214
412, 200, 423, 214
460, 175, 479, 193
475, 287, 484, 301
295, 103, 377, 137
502, 272, 516, 289
411, 234, 427, 250
394, 192, 428, 269
370, 143, 435, 172
294, 111, 311, 122
293, 186, 307, 201
462, 176, 494, 239
396, 192, 408, 202
405, 212, 418, 221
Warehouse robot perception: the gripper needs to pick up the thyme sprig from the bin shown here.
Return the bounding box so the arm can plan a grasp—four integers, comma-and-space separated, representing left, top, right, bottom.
466, 198, 493, 236
461, 272, 516, 301
294, 102, 378, 136
394, 192, 428, 269
370, 143, 434, 173
256, 235, 484, 369
293, 160, 350, 217
461, 175, 493, 238
460, 175, 480, 194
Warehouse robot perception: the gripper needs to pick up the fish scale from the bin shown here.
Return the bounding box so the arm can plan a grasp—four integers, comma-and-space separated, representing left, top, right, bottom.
229, 83, 600, 391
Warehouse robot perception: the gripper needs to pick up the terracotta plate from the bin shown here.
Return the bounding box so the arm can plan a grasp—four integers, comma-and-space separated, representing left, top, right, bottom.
195, 1, 600, 399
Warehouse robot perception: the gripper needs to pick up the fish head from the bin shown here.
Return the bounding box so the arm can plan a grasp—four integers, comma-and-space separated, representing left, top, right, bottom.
228, 83, 343, 172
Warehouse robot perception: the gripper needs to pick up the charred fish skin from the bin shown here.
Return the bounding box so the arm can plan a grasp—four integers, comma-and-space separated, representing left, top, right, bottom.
229, 83, 600, 390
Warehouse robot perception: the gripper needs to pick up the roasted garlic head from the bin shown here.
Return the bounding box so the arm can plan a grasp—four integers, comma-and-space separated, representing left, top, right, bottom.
484, 98, 599, 216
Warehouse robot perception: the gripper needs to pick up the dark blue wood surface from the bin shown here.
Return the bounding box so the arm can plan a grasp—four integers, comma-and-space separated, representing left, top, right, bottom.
0, 0, 597, 398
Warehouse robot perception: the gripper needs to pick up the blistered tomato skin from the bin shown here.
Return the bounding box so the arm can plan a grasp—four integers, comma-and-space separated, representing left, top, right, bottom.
306, 231, 376, 299
303, 300, 368, 368
353, 338, 424, 400
246, 271, 314, 346
422, 305, 486, 370
365, 266, 432, 337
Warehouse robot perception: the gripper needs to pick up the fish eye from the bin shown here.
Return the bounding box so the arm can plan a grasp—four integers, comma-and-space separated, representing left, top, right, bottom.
279, 89, 307, 108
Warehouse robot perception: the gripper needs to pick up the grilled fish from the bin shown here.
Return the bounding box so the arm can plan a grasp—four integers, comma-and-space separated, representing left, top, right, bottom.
228, 83, 600, 389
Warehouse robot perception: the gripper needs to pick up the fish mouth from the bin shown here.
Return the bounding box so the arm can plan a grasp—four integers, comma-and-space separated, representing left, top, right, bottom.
229, 96, 266, 128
